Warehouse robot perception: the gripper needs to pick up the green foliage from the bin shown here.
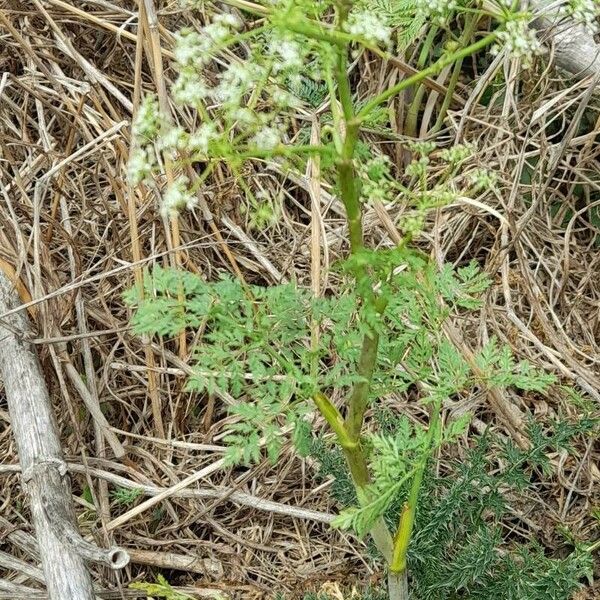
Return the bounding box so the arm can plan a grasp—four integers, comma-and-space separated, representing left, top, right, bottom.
436, 261, 490, 310
409, 437, 591, 600
123, 268, 210, 337
313, 419, 595, 599
291, 75, 329, 108
128, 256, 560, 542
310, 436, 358, 508
358, 0, 425, 49
407, 426, 595, 599
129, 250, 568, 599
81, 485, 94, 505
475, 337, 557, 392
130, 575, 194, 600
128, 253, 514, 470
331, 413, 469, 536
299, 587, 388, 600
110, 486, 143, 506
128, 268, 318, 465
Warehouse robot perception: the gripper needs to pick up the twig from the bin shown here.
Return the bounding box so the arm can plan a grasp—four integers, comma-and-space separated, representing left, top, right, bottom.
0, 273, 129, 600
105, 458, 226, 531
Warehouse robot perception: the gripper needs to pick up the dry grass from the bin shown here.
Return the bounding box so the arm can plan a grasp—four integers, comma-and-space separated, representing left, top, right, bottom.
0, 2, 598, 599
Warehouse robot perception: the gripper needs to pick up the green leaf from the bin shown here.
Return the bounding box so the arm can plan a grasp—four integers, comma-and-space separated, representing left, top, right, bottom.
130, 574, 195, 599
443, 413, 471, 443
332, 476, 407, 537
292, 418, 313, 457
356, 0, 426, 49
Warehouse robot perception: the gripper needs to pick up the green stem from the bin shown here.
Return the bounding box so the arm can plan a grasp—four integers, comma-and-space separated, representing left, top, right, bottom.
342, 443, 394, 562
335, 24, 353, 120
390, 399, 443, 574
334, 26, 388, 445
344, 302, 386, 441
356, 33, 497, 123
337, 127, 363, 253
405, 25, 439, 137
317, 0, 395, 565
334, 2, 363, 254
432, 15, 479, 133
325, 20, 488, 590
286, 20, 346, 46
312, 392, 394, 561
313, 392, 357, 450
405, 84, 428, 139
325, 68, 344, 152
586, 539, 600, 553
235, 144, 332, 160
431, 57, 463, 134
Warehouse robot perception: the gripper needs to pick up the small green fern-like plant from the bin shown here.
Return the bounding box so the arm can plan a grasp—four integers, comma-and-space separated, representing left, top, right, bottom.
125, 2, 586, 598
130, 575, 192, 599
130, 574, 226, 600
110, 486, 143, 506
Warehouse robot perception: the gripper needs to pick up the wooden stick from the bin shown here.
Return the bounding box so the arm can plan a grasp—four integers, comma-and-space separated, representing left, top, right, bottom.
126, 548, 223, 576
0, 274, 129, 600
58, 353, 126, 458
0, 462, 336, 524
105, 458, 226, 532
0, 549, 44, 583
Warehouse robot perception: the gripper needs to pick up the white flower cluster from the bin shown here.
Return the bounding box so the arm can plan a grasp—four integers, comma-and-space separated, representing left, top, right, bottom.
173, 16, 240, 70
129, 9, 300, 219
359, 154, 395, 203
252, 125, 282, 151
415, 0, 457, 24
271, 87, 298, 108
344, 10, 392, 46
405, 156, 430, 179
423, 186, 457, 207
493, 19, 543, 68
127, 146, 155, 185
132, 95, 161, 139
158, 125, 188, 153
128, 95, 162, 185
161, 176, 197, 218
408, 141, 436, 156
439, 143, 474, 164
173, 30, 206, 65
214, 61, 264, 105
171, 9, 302, 150
401, 213, 425, 237
269, 37, 303, 73
189, 123, 218, 155
265, 34, 309, 106
468, 168, 497, 191
560, 0, 599, 34
173, 69, 210, 106
157, 122, 218, 159
172, 14, 242, 107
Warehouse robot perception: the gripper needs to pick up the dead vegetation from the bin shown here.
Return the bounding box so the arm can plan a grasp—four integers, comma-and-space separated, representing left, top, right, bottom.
0, 1, 598, 599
